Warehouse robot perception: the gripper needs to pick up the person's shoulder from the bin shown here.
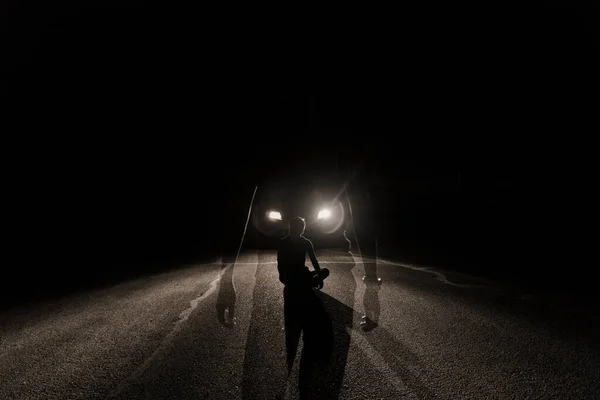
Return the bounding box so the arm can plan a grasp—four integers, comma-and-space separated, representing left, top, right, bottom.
301, 236, 314, 246
279, 236, 291, 245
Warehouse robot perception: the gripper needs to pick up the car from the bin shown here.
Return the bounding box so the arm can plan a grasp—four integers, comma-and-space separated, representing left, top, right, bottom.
247, 174, 353, 251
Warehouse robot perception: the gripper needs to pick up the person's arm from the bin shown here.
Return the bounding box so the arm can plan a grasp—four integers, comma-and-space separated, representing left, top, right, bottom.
306, 239, 321, 273
277, 249, 287, 285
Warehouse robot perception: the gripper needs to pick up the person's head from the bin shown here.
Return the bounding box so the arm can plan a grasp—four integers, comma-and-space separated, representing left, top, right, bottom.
288, 216, 306, 237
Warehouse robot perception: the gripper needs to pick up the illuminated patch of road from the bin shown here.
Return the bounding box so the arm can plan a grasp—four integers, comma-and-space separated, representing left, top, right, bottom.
348, 326, 419, 399
235, 257, 488, 288
108, 266, 225, 398
377, 259, 489, 289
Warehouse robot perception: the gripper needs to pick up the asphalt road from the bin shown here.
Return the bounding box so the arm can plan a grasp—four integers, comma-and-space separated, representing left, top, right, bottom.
1, 250, 599, 400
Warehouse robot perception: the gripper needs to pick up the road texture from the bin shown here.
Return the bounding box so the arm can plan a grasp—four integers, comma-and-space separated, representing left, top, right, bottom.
1, 250, 599, 399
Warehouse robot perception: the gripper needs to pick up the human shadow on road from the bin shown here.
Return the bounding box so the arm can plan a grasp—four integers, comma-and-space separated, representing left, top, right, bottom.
300, 290, 352, 400
353, 247, 435, 398
291, 249, 358, 400
357, 319, 436, 399
315, 282, 436, 400
301, 291, 436, 399
239, 248, 358, 400
240, 250, 289, 399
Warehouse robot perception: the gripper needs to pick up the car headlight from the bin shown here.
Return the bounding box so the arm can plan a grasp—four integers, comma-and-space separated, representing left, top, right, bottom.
317, 208, 332, 220
267, 210, 282, 220
314, 201, 345, 234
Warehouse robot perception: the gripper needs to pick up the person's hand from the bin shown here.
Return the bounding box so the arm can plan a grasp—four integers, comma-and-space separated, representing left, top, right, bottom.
216, 269, 237, 328
216, 300, 236, 328
313, 274, 324, 290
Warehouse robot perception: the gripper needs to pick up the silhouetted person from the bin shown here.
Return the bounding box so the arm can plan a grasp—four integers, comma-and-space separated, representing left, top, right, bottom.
345, 186, 382, 331
216, 256, 236, 328
277, 217, 331, 389
361, 259, 382, 331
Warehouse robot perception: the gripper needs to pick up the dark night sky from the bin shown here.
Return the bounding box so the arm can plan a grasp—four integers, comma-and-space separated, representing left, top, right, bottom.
3, 3, 599, 301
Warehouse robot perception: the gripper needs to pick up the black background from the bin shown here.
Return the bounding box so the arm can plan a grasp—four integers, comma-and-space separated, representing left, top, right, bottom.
3, 3, 599, 305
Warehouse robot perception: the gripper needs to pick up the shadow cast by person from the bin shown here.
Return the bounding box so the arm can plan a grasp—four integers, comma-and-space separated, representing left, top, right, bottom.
241, 250, 289, 400
296, 290, 352, 400
290, 253, 357, 400
309, 283, 435, 399
357, 320, 437, 399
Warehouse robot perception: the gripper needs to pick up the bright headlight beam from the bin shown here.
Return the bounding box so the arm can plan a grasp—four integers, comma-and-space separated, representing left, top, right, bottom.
268, 211, 282, 220
317, 209, 332, 219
